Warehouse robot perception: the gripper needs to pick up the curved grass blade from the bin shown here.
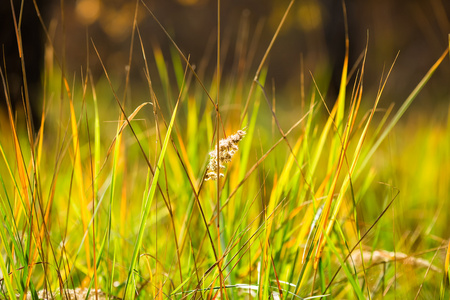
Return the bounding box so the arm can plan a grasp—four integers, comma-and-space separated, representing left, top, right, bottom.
359, 47, 449, 172
123, 99, 180, 299
0, 253, 16, 300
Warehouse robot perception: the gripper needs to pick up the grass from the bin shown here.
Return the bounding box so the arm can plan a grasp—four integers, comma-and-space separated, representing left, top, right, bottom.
0, 0, 450, 299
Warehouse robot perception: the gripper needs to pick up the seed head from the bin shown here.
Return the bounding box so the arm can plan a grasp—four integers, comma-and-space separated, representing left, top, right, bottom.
205, 130, 246, 181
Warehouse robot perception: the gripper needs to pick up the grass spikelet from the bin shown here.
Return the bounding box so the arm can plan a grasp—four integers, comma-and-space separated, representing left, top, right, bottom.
205, 129, 246, 181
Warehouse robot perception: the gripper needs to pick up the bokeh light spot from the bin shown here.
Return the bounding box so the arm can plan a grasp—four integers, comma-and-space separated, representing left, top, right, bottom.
75, 0, 100, 25
297, 2, 322, 31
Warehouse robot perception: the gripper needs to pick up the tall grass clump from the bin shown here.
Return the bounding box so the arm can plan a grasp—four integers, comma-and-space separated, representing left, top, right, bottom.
0, 0, 449, 299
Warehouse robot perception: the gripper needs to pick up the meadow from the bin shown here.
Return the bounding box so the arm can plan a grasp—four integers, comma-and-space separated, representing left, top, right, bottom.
0, 1, 449, 299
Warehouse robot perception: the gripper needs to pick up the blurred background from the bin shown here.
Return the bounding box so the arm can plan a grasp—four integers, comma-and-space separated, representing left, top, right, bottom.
1, 0, 449, 126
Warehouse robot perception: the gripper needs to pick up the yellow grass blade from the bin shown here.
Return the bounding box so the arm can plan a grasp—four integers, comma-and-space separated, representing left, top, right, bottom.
68, 88, 92, 276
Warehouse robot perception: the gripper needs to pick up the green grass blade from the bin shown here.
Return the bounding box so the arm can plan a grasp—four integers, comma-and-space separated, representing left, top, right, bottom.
324, 231, 365, 300
0, 247, 17, 300
124, 100, 180, 299
360, 47, 449, 171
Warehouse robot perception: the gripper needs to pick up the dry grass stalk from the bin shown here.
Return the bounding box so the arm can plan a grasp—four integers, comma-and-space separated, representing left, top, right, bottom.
25, 288, 107, 300
351, 249, 440, 272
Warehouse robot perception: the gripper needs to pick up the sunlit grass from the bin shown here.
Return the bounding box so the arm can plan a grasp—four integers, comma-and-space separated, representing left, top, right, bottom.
0, 1, 449, 299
